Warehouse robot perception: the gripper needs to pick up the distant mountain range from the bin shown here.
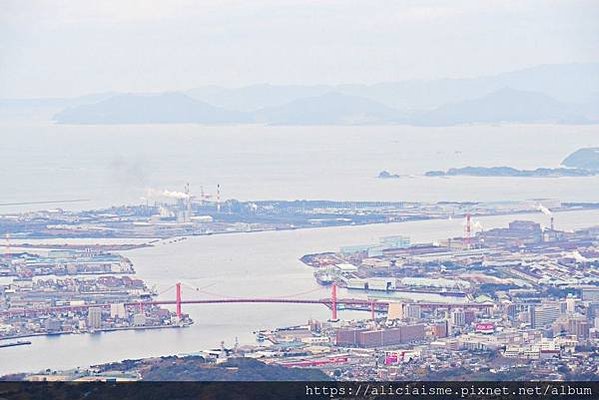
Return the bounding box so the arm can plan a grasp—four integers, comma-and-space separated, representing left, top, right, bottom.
253, 92, 406, 125
3, 63, 599, 125
411, 87, 590, 125
54, 92, 250, 124
184, 63, 599, 111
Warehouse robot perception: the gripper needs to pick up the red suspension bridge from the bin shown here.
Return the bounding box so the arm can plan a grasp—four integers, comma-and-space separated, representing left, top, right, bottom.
0, 282, 493, 321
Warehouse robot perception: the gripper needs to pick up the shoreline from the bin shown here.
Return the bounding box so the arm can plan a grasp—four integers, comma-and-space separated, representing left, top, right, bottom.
2, 205, 598, 246
0, 324, 190, 344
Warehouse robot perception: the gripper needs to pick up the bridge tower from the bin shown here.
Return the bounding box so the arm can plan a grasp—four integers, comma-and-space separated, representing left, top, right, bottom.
216, 184, 221, 213
176, 282, 182, 319
330, 282, 338, 321
464, 213, 472, 249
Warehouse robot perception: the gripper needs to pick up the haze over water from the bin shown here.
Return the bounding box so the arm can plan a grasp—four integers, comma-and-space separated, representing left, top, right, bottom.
1, 122, 598, 212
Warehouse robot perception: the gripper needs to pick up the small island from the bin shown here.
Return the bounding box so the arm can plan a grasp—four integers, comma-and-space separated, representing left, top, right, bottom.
562, 147, 599, 170
378, 170, 401, 179
422, 147, 599, 178
424, 166, 597, 177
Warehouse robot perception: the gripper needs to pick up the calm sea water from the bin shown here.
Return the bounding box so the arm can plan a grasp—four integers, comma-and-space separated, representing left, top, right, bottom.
1, 122, 598, 212
1, 122, 598, 375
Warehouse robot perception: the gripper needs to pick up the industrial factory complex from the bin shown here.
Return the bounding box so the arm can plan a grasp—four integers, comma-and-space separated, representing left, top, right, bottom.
1, 185, 597, 240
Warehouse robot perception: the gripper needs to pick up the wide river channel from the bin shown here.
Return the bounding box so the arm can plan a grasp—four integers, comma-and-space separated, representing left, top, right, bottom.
1, 209, 599, 375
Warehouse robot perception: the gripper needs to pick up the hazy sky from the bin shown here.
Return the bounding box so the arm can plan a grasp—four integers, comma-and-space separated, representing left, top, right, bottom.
1, 0, 598, 98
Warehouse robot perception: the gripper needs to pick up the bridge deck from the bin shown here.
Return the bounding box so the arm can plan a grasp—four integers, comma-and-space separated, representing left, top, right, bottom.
0, 297, 493, 317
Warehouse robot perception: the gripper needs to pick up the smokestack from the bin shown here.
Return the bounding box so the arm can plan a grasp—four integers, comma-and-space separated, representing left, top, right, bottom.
185, 183, 192, 223
464, 214, 472, 249
216, 184, 221, 213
